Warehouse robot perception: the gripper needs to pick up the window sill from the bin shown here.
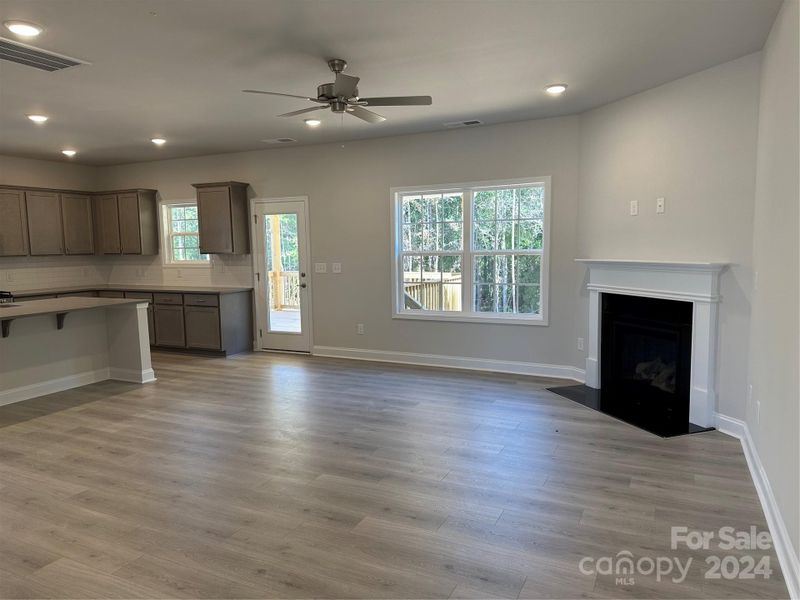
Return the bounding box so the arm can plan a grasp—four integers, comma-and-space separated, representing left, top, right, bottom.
392, 312, 548, 326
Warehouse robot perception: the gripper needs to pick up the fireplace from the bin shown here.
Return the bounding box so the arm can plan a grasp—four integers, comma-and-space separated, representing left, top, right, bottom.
600, 293, 692, 436
550, 259, 727, 437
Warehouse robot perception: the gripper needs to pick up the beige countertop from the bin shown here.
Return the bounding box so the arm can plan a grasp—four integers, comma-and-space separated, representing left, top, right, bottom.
0, 297, 144, 320
10, 284, 254, 296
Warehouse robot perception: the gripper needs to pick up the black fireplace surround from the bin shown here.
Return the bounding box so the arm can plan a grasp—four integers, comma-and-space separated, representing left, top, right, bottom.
551, 293, 707, 437
600, 293, 692, 436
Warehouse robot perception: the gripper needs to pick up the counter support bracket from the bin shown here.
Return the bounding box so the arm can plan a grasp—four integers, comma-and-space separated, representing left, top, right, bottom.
1, 319, 12, 338
56, 312, 68, 330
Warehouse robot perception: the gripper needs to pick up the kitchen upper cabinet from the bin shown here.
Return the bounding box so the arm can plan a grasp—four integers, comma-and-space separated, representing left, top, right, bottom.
26, 190, 64, 256
61, 193, 94, 255
192, 181, 249, 255
118, 192, 142, 254
94, 190, 158, 255
96, 194, 121, 254
0, 188, 29, 256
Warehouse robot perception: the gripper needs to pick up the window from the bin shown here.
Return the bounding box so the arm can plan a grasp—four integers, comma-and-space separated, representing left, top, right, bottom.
392, 177, 550, 324
162, 202, 209, 264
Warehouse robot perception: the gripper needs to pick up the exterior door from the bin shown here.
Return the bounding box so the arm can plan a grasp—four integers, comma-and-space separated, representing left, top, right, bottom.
252, 198, 311, 352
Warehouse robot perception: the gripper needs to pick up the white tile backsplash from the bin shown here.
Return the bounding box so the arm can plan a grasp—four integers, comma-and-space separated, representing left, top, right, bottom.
1, 254, 253, 293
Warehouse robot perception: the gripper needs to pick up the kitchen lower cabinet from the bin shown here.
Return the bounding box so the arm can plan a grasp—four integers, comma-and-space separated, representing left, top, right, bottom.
185, 306, 222, 350
154, 304, 185, 348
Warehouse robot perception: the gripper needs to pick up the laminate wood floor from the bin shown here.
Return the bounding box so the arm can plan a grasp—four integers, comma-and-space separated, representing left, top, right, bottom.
0, 352, 788, 599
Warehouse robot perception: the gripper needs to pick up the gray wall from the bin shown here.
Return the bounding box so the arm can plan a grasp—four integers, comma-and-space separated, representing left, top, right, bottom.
749, 0, 799, 558
577, 53, 762, 421
96, 116, 585, 368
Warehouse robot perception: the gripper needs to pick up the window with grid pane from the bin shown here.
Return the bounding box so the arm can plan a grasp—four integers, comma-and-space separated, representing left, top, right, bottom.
163, 203, 210, 264
392, 178, 549, 324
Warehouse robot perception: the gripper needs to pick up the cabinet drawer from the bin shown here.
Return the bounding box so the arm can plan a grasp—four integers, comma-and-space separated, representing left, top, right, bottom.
57, 291, 97, 298
154, 292, 183, 305
124, 292, 154, 302
98, 291, 125, 298
184, 293, 219, 307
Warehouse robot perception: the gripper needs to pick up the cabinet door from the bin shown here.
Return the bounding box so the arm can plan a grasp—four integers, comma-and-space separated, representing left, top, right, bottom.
118, 193, 142, 254
185, 306, 222, 350
154, 305, 185, 347
197, 187, 233, 253
0, 189, 29, 256
26, 191, 64, 255
98, 194, 121, 254
61, 193, 94, 254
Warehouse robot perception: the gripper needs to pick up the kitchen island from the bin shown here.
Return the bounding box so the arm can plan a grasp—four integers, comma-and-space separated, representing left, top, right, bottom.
0, 296, 154, 406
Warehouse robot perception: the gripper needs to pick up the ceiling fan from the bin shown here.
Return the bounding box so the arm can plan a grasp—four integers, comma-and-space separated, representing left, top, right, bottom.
243, 59, 432, 124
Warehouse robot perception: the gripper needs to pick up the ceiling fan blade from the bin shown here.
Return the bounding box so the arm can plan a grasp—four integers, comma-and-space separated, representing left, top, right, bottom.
334, 73, 360, 99
278, 106, 329, 118
360, 96, 432, 106
242, 90, 326, 103
347, 105, 386, 124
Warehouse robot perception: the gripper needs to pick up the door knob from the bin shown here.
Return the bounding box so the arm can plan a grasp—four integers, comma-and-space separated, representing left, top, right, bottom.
300, 283, 307, 288
300, 272, 306, 278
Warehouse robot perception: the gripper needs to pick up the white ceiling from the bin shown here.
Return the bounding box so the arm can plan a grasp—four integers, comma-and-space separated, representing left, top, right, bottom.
0, 0, 782, 166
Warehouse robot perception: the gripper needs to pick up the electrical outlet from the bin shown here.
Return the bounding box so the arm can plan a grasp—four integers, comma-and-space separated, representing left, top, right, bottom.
656, 197, 665, 214
630, 200, 639, 216
356, 323, 365, 335
332, 262, 342, 274
314, 262, 327, 274
577, 337, 585, 351
7, 271, 14, 282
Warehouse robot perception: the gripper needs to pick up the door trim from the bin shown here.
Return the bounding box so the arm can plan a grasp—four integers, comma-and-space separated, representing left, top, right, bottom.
250, 196, 313, 353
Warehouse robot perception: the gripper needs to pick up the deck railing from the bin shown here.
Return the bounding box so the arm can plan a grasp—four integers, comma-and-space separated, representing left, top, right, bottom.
269, 271, 300, 309
404, 273, 462, 311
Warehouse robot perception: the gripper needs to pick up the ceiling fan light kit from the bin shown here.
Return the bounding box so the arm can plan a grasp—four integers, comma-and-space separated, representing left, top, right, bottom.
243, 58, 432, 124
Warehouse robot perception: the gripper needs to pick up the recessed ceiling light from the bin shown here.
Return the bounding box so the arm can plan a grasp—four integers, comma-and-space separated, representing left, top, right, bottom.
304, 119, 321, 128
3, 20, 43, 37
151, 138, 166, 145
61, 149, 76, 157
545, 83, 568, 96
27, 114, 48, 123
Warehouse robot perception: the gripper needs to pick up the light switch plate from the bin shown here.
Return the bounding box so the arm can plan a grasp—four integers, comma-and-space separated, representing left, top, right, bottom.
332, 262, 342, 274
656, 197, 665, 214
314, 262, 327, 274
630, 200, 639, 216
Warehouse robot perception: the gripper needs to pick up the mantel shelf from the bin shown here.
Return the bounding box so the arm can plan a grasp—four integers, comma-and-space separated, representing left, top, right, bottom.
575, 259, 729, 272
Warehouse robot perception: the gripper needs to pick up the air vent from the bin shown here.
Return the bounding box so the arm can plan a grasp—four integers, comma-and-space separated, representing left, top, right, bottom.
0, 37, 88, 71
443, 119, 484, 129
261, 138, 297, 144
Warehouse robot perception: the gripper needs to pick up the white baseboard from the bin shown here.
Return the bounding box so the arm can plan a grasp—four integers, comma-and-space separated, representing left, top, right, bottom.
312, 345, 585, 382
716, 413, 800, 599
109, 367, 157, 384
0, 368, 110, 407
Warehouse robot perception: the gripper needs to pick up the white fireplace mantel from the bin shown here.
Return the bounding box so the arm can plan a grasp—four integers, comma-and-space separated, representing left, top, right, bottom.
576, 259, 729, 427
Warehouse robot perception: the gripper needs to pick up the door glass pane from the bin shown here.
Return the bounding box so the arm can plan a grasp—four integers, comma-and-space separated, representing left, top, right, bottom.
265, 213, 301, 333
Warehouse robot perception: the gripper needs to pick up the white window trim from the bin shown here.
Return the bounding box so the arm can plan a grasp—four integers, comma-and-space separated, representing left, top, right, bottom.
390, 176, 551, 326
160, 200, 211, 267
